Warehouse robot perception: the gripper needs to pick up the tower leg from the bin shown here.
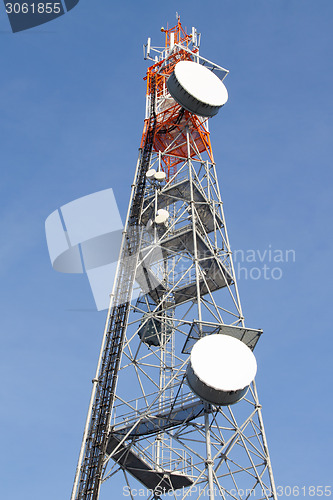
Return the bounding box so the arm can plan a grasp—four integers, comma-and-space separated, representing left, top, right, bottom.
253, 381, 278, 500
205, 408, 215, 500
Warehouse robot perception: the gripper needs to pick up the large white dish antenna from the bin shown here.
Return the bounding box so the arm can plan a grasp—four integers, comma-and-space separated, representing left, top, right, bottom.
167, 61, 228, 117
186, 334, 257, 406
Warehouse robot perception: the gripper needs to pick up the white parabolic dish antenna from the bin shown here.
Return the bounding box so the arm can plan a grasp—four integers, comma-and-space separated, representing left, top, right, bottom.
187, 334, 257, 406
146, 168, 156, 179
154, 171, 166, 182
155, 209, 169, 224
167, 61, 228, 117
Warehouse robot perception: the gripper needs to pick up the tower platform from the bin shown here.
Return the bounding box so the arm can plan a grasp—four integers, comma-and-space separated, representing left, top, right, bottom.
107, 436, 193, 491
136, 225, 233, 305
112, 399, 205, 438
143, 177, 223, 233
182, 321, 263, 353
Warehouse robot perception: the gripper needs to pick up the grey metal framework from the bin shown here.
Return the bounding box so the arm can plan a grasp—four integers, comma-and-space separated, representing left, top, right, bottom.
71, 22, 277, 500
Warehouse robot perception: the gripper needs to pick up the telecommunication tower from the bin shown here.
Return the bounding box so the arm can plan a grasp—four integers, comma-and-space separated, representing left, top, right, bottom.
71, 18, 277, 500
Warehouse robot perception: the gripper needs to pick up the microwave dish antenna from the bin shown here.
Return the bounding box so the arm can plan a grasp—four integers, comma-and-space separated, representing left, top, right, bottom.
167, 61, 228, 117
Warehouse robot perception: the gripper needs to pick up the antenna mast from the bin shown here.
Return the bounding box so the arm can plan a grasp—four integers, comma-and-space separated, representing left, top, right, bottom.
71, 18, 277, 500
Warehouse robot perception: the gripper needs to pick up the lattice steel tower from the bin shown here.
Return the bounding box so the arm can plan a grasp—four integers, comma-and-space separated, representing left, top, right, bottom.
71, 18, 277, 500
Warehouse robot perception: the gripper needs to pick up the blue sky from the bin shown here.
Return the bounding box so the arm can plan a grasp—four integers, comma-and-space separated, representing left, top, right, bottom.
0, 1, 332, 498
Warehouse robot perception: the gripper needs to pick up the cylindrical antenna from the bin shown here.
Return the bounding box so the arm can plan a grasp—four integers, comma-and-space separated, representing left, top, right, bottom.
170, 32, 175, 51
191, 27, 196, 46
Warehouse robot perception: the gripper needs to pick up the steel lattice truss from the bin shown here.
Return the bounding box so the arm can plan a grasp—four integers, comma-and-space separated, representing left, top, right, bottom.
71, 18, 277, 500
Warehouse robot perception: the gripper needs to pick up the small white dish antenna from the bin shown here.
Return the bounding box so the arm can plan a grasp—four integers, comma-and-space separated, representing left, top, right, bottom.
154, 171, 166, 182
155, 209, 169, 224
146, 169, 156, 179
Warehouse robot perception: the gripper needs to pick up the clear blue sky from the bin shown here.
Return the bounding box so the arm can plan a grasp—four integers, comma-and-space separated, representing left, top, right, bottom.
0, 1, 332, 499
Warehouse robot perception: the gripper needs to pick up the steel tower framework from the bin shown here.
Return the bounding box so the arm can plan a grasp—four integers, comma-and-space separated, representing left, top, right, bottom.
71, 19, 277, 500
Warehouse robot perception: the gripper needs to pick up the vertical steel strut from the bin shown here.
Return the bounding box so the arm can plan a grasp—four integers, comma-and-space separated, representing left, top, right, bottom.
73, 78, 157, 500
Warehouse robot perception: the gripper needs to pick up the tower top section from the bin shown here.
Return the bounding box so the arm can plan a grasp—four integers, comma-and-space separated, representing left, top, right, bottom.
143, 17, 229, 82
140, 17, 229, 175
